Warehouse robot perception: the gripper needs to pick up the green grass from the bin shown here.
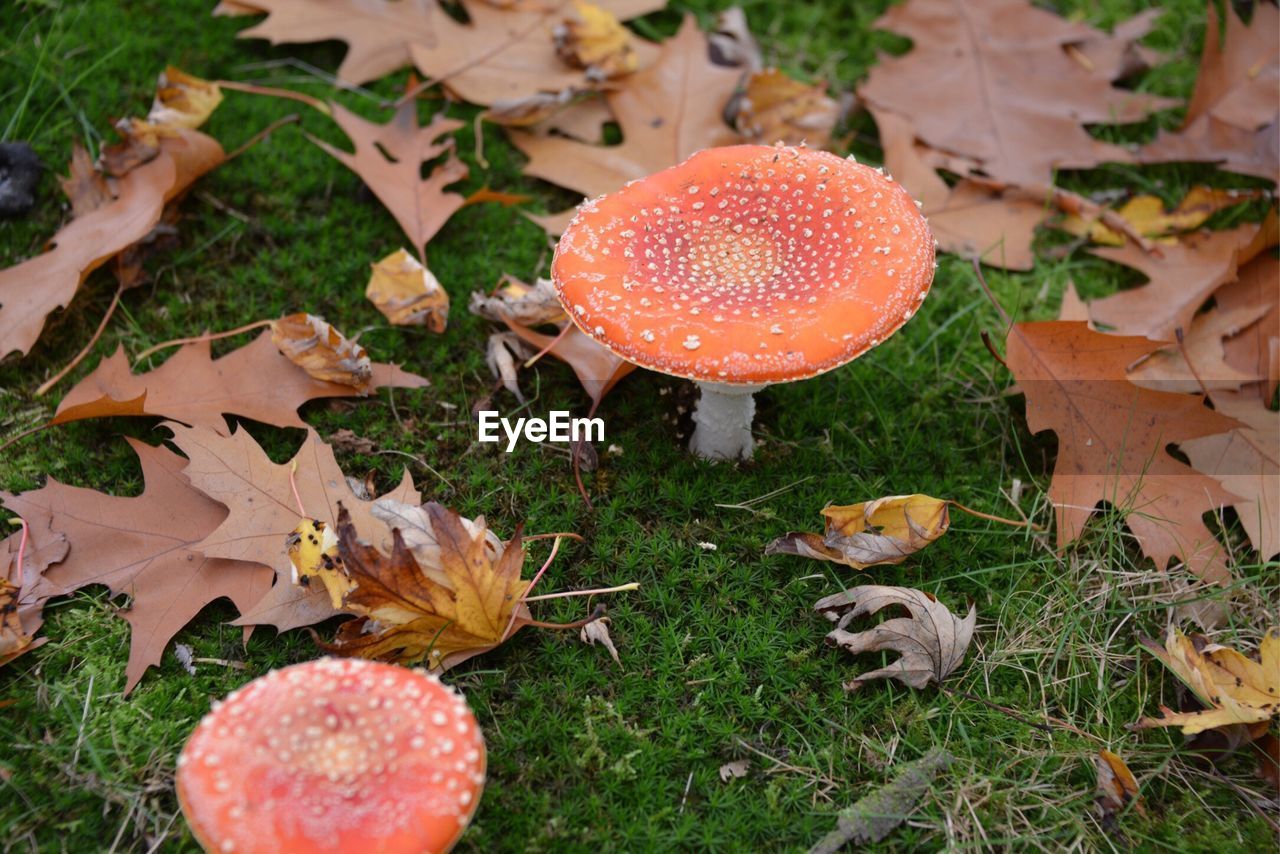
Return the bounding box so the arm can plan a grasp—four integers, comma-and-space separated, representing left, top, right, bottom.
1, 0, 1276, 851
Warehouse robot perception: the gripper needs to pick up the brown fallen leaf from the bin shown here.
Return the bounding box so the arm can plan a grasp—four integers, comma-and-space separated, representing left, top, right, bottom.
554, 0, 640, 80
1094, 750, 1145, 827
52, 331, 426, 435
708, 6, 762, 72
271, 313, 373, 392
319, 503, 532, 672
815, 585, 975, 691
1127, 304, 1269, 392
1140, 3, 1279, 184
0, 521, 68, 668
327, 428, 378, 455
766, 495, 950, 570
580, 614, 621, 666
510, 15, 741, 231
870, 107, 1047, 271
732, 68, 841, 149
1216, 248, 1280, 401
1, 440, 273, 693
1006, 321, 1239, 585
309, 97, 466, 261
166, 423, 421, 634
504, 317, 636, 406
1132, 627, 1279, 734
366, 248, 449, 331
1061, 186, 1268, 246
230, 0, 662, 104
859, 0, 1176, 186
59, 142, 112, 218
1059, 281, 1093, 324
0, 129, 221, 358
1182, 391, 1279, 560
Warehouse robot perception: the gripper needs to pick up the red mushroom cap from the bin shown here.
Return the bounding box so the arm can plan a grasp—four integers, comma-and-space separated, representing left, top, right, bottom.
552, 144, 935, 385
176, 658, 485, 854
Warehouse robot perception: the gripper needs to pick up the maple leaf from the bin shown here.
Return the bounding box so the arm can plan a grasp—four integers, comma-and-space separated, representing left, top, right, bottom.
1, 440, 273, 693
51, 331, 427, 435
859, 0, 1177, 186
510, 14, 741, 229
0, 129, 222, 358
767, 494, 951, 570
1182, 392, 1279, 560
366, 248, 450, 331
815, 585, 975, 691
1133, 627, 1280, 734
1088, 221, 1272, 340
0, 520, 68, 668
319, 503, 532, 672
1006, 321, 1240, 584
309, 99, 467, 261
165, 423, 420, 633
1140, 3, 1279, 185
230, 0, 661, 103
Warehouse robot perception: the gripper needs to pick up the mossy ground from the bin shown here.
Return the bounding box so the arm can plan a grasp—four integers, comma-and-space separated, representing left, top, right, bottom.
1, 0, 1276, 850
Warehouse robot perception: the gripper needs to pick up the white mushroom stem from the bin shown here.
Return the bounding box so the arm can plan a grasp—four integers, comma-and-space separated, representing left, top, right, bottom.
689, 382, 764, 461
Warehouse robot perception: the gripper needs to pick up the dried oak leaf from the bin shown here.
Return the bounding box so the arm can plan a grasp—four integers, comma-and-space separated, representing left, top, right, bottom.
767, 494, 950, 570
309, 98, 466, 262
0, 440, 273, 693
859, 0, 1176, 186
1182, 391, 1279, 560
0, 129, 222, 358
1133, 627, 1279, 734
1140, 3, 1279, 185
1216, 249, 1280, 402
52, 331, 426, 435
166, 423, 421, 634
271, 313, 373, 392
320, 503, 532, 673
733, 68, 841, 149
1127, 304, 1268, 393
366, 248, 449, 331
0, 521, 68, 668
870, 107, 1046, 271
1088, 220, 1275, 340
230, 0, 661, 104
510, 15, 741, 233
815, 585, 975, 691
1007, 321, 1240, 585
554, 0, 640, 80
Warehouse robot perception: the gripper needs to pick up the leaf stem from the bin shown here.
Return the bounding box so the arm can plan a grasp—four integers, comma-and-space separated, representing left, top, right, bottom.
225, 113, 302, 162
133, 319, 273, 365
524, 322, 572, 368
215, 80, 332, 116
523, 582, 640, 602
9, 517, 29, 588
947, 500, 1044, 531
36, 284, 124, 396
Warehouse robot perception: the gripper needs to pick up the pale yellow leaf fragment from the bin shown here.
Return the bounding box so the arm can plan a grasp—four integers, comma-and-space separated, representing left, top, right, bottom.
366, 248, 449, 332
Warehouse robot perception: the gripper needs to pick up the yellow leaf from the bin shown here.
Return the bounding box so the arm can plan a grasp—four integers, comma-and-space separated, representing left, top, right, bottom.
148, 67, 223, 130
735, 68, 840, 148
554, 0, 638, 79
1134, 627, 1280, 734
1095, 750, 1145, 818
285, 518, 354, 610
767, 494, 950, 570
270, 313, 373, 392
365, 248, 449, 332
1061, 186, 1266, 245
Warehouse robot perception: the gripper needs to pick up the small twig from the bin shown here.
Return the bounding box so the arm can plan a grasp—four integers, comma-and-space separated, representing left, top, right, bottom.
191, 657, 248, 670
522, 602, 608, 631
0, 422, 51, 456
947, 500, 1044, 531
980, 329, 1008, 369
36, 284, 124, 396
9, 517, 29, 588
523, 582, 639, 602
473, 112, 488, 169
679, 770, 694, 813
224, 113, 302, 162
524, 322, 573, 368
133, 319, 273, 365
1174, 327, 1215, 400
216, 79, 331, 115
970, 258, 1011, 328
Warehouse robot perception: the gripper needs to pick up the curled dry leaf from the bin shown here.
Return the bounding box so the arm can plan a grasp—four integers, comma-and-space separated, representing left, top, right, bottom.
766, 494, 949, 570
1133, 627, 1279, 735
470, 276, 567, 326
1061, 186, 1268, 246
816, 585, 975, 691
271, 313, 373, 392
366, 248, 449, 332
733, 68, 840, 149
708, 7, 762, 72
369, 498, 505, 590
60, 143, 112, 218
554, 0, 639, 80
148, 66, 224, 130
1094, 749, 1144, 825
486, 331, 535, 402
580, 614, 621, 666
320, 504, 532, 672
0, 522, 69, 668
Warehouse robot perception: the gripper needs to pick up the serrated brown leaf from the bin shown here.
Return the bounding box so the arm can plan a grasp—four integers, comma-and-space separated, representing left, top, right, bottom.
1216, 251, 1280, 401
0, 129, 221, 358
321, 503, 532, 672
859, 0, 1176, 186
51, 331, 426, 435
1, 440, 273, 692
1006, 321, 1240, 584
309, 99, 467, 261
1140, 3, 1279, 184
1127, 304, 1268, 392
510, 15, 741, 231
815, 585, 975, 691
165, 423, 420, 633
1182, 391, 1279, 560
231, 0, 661, 103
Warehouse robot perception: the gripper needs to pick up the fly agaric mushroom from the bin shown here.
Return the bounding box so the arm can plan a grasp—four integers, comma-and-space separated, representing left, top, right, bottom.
552, 144, 935, 460
176, 658, 485, 854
